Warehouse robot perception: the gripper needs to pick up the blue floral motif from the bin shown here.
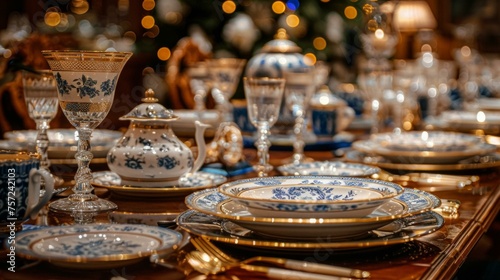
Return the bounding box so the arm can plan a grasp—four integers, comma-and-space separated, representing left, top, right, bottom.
138, 137, 152, 147
73, 74, 100, 98
271, 186, 356, 201
100, 76, 117, 96
125, 155, 145, 169
55, 72, 72, 95
54, 73, 118, 98
254, 179, 282, 186
158, 156, 179, 170
107, 153, 116, 164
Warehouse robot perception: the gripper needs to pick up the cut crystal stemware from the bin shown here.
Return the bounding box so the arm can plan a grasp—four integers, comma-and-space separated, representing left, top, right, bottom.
243, 77, 285, 177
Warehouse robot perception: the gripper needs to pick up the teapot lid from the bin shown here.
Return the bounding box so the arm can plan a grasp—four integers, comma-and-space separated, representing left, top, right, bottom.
120, 88, 178, 122
261, 28, 302, 53
310, 85, 347, 109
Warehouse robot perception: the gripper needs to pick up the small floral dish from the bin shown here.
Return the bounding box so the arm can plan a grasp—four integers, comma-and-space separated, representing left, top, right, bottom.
277, 161, 380, 177
218, 176, 403, 217
232, 184, 387, 218
12, 224, 183, 269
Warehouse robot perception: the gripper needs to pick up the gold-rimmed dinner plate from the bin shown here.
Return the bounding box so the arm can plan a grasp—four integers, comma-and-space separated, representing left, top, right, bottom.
91, 171, 227, 198
13, 224, 183, 269
176, 209, 444, 252
184, 187, 440, 240
345, 150, 500, 172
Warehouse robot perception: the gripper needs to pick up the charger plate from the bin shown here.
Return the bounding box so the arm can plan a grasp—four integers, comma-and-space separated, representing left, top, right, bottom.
345, 150, 500, 172
13, 224, 182, 269
176, 209, 444, 251
184, 187, 440, 239
91, 171, 227, 198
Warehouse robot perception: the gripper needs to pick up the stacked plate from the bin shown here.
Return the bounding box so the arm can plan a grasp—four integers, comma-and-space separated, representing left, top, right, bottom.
178, 176, 443, 250
347, 131, 500, 172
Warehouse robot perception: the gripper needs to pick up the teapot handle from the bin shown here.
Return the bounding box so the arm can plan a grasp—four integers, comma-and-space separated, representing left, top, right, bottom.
192, 121, 211, 173
336, 106, 356, 133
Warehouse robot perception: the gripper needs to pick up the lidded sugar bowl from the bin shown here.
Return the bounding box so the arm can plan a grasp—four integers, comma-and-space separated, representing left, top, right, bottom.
245, 28, 313, 130
106, 89, 209, 187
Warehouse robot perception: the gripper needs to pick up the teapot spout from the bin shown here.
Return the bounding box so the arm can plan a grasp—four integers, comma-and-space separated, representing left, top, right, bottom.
192, 121, 211, 173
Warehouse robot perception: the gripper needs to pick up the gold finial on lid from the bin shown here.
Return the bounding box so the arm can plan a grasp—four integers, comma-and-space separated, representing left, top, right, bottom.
141, 88, 159, 103
274, 28, 289, 40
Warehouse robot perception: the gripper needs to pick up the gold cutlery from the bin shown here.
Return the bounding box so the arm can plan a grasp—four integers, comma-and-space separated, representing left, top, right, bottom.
372, 171, 479, 189
185, 250, 351, 280
190, 236, 370, 279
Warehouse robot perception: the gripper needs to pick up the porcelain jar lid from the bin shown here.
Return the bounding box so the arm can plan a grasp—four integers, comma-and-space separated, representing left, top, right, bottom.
260, 28, 302, 53
119, 88, 178, 122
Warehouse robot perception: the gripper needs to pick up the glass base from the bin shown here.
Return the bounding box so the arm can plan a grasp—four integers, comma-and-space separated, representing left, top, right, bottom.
49, 194, 117, 224
280, 154, 315, 165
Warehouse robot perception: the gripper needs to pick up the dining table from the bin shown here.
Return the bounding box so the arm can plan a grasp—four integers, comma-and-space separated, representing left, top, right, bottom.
1, 139, 500, 280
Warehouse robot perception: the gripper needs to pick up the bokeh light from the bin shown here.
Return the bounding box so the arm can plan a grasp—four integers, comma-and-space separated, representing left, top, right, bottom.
157, 47, 171, 61
222, 1, 236, 14
304, 53, 316, 65
313, 37, 327, 50
45, 11, 61, 27
272, 1, 286, 14
70, 0, 89, 15
143, 0, 155, 11
141, 15, 155, 29
344, 6, 357, 19
286, 14, 300, 28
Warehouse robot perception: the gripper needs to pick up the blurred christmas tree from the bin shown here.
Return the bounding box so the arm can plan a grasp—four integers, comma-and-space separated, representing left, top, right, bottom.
153, 0, 368, 79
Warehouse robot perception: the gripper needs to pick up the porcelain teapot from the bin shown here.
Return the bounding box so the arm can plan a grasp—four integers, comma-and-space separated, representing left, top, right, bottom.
106, 89, 210, 187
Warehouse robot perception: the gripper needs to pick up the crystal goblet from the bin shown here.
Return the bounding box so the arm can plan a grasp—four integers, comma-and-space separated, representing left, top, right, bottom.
243, 77, 285, 177
283, 68, 315, 165
42, 50, 132, 224
22, 69, 64, 186
186, 61, 211, 117
208, 58, 246, 121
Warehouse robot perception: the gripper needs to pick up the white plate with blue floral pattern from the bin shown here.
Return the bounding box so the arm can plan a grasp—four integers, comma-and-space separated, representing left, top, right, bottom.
184, 186, 440, 240
277, 161, 380, 177
352, 131, 496, 164
13, 224, 183, 269
218, 176, 403, 218
91, 171, 227, 198
230, 184, 393, 218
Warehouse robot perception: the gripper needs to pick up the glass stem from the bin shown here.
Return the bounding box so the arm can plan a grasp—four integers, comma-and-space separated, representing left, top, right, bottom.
371, 99, 381, 134
292, 109, 306, 165
35, 120, 51, 171
254, 123, 272, 177
73, 128, 94, 197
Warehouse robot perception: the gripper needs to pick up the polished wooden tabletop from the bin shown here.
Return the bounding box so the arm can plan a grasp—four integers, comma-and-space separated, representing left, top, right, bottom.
1, 148, 500, 280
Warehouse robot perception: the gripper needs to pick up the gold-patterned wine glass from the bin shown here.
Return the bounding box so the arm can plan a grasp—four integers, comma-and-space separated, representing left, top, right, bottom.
208, 58, 246, 121
42, 50, 132, 224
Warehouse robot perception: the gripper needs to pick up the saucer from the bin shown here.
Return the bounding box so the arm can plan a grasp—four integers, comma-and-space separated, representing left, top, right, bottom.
91, 171, 227, 198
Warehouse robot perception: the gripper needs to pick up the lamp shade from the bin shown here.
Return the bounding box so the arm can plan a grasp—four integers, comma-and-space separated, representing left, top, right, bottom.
394, 0, 437, 32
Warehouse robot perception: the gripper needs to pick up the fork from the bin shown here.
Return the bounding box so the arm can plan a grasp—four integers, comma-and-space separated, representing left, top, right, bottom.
190, 237, 371, 278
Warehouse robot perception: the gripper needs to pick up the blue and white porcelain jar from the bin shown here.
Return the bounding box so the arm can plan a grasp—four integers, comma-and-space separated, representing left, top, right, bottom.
106, 89, 209, 187
245, 29, 312, 130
